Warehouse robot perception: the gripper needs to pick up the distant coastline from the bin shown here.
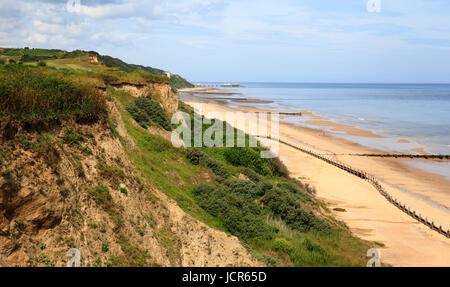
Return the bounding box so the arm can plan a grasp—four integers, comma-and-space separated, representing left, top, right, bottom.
179, 87, 450, 267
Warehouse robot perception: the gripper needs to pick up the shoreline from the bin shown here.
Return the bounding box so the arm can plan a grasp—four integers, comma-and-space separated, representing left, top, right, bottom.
179, 89, 450, 266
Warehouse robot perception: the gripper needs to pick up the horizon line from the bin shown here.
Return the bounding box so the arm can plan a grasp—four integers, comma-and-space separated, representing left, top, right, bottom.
191, 81, 450, 85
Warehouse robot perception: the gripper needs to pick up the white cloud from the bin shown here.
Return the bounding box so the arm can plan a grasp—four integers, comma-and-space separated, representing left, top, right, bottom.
25, 33, 48, 44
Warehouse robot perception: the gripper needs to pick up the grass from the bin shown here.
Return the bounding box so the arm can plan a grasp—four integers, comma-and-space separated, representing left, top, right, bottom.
96, 163, 125, 189
87, 185, 115, 214
108, 234, 154, 267
0, 65, 107, 124
37, 254, 54, 267
63, 128, 86, 145
100, 70, 168, 85
374, 241, 385, 247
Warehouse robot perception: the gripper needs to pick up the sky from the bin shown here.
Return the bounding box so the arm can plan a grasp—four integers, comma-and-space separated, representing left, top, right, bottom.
1, 0, 450, 83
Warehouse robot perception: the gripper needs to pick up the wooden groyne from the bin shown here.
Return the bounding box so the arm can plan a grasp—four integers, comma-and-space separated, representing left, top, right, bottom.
350, 154, 450, 160
260, 136, 450, 239
279, 112, 302, 116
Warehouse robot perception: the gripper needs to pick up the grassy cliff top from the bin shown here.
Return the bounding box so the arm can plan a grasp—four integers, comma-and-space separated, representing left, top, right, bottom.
0, 47, 194, 90
0, 64, 107, 124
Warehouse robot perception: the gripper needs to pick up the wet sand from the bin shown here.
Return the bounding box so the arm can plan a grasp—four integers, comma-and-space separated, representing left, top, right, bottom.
181, 93, 450, 267
305, 120, 385, 138
412, 148, 429, 155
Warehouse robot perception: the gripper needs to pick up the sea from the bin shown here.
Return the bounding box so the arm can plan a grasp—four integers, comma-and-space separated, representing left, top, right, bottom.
193, 82, 450, 179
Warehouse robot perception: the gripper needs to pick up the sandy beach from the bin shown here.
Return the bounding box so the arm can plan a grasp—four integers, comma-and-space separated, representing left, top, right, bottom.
180, 89, 450, 267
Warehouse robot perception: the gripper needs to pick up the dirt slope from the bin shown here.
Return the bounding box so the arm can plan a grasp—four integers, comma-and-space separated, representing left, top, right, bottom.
0, 83, 258, 267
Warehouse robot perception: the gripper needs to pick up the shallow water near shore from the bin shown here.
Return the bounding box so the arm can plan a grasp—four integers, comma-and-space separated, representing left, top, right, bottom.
199, 82, 450, 156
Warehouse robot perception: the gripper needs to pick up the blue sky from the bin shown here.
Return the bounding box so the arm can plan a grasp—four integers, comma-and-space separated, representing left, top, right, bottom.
1, 0, 450, 83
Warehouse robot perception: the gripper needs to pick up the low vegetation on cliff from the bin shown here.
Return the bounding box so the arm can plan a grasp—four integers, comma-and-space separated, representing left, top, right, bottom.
0, 48, 194, 90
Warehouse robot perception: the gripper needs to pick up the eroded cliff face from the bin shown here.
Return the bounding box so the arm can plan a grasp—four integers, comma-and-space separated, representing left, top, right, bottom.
112, 82, 178, 116
0, 98, 258, 267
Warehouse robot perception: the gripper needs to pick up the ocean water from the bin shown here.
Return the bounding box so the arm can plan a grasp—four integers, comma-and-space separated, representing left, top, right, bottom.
204, 82, 450, 155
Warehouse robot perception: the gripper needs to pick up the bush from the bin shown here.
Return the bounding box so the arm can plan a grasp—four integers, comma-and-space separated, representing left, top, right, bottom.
126, 103, 151, 128
224, 147, 288, 177
224, 147, 270, 175
126, 96, 171, 130
267, 155, 289, 177
102, 242, 109, 252
258, 180, 273, 193
273, 238, 293, 253
261, 188, 330, 234
277, 182, 300, 194
0, 59, 5, 65
192, 184, 274, 241
225, 179, 264, 198
238, 167, 263, 182
185, 148, 228, 181
203, 156, 228, 181
185, 148, 204, 165
120, 187, 128, 196
37, 61, 47, 67
277, 181, 311, 203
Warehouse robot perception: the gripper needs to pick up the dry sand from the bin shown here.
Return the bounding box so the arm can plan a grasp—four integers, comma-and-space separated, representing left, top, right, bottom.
183, 96, 450, 267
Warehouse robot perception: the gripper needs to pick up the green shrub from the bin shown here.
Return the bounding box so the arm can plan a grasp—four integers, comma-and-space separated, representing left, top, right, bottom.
203, 156, 228, 181
223, 147, 287, 177
267, 155, 289, 177
120, 187, 128, 196
126, 103, 150, 128
277, 182, 300, 194
225, 179, 264, 198
185, 148, 228, 181
258, 180, 273, 193
273, 238, 293, 253
261, 188, 330, 234
185, 148, 204, 165
37, 61, 47, 67
277, 181, 311, 203
224, 147, 270, 175
126, 96, 171, 130
238, 167, 263, 182
0, 59, 5, 65
192, 184, 274, 241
